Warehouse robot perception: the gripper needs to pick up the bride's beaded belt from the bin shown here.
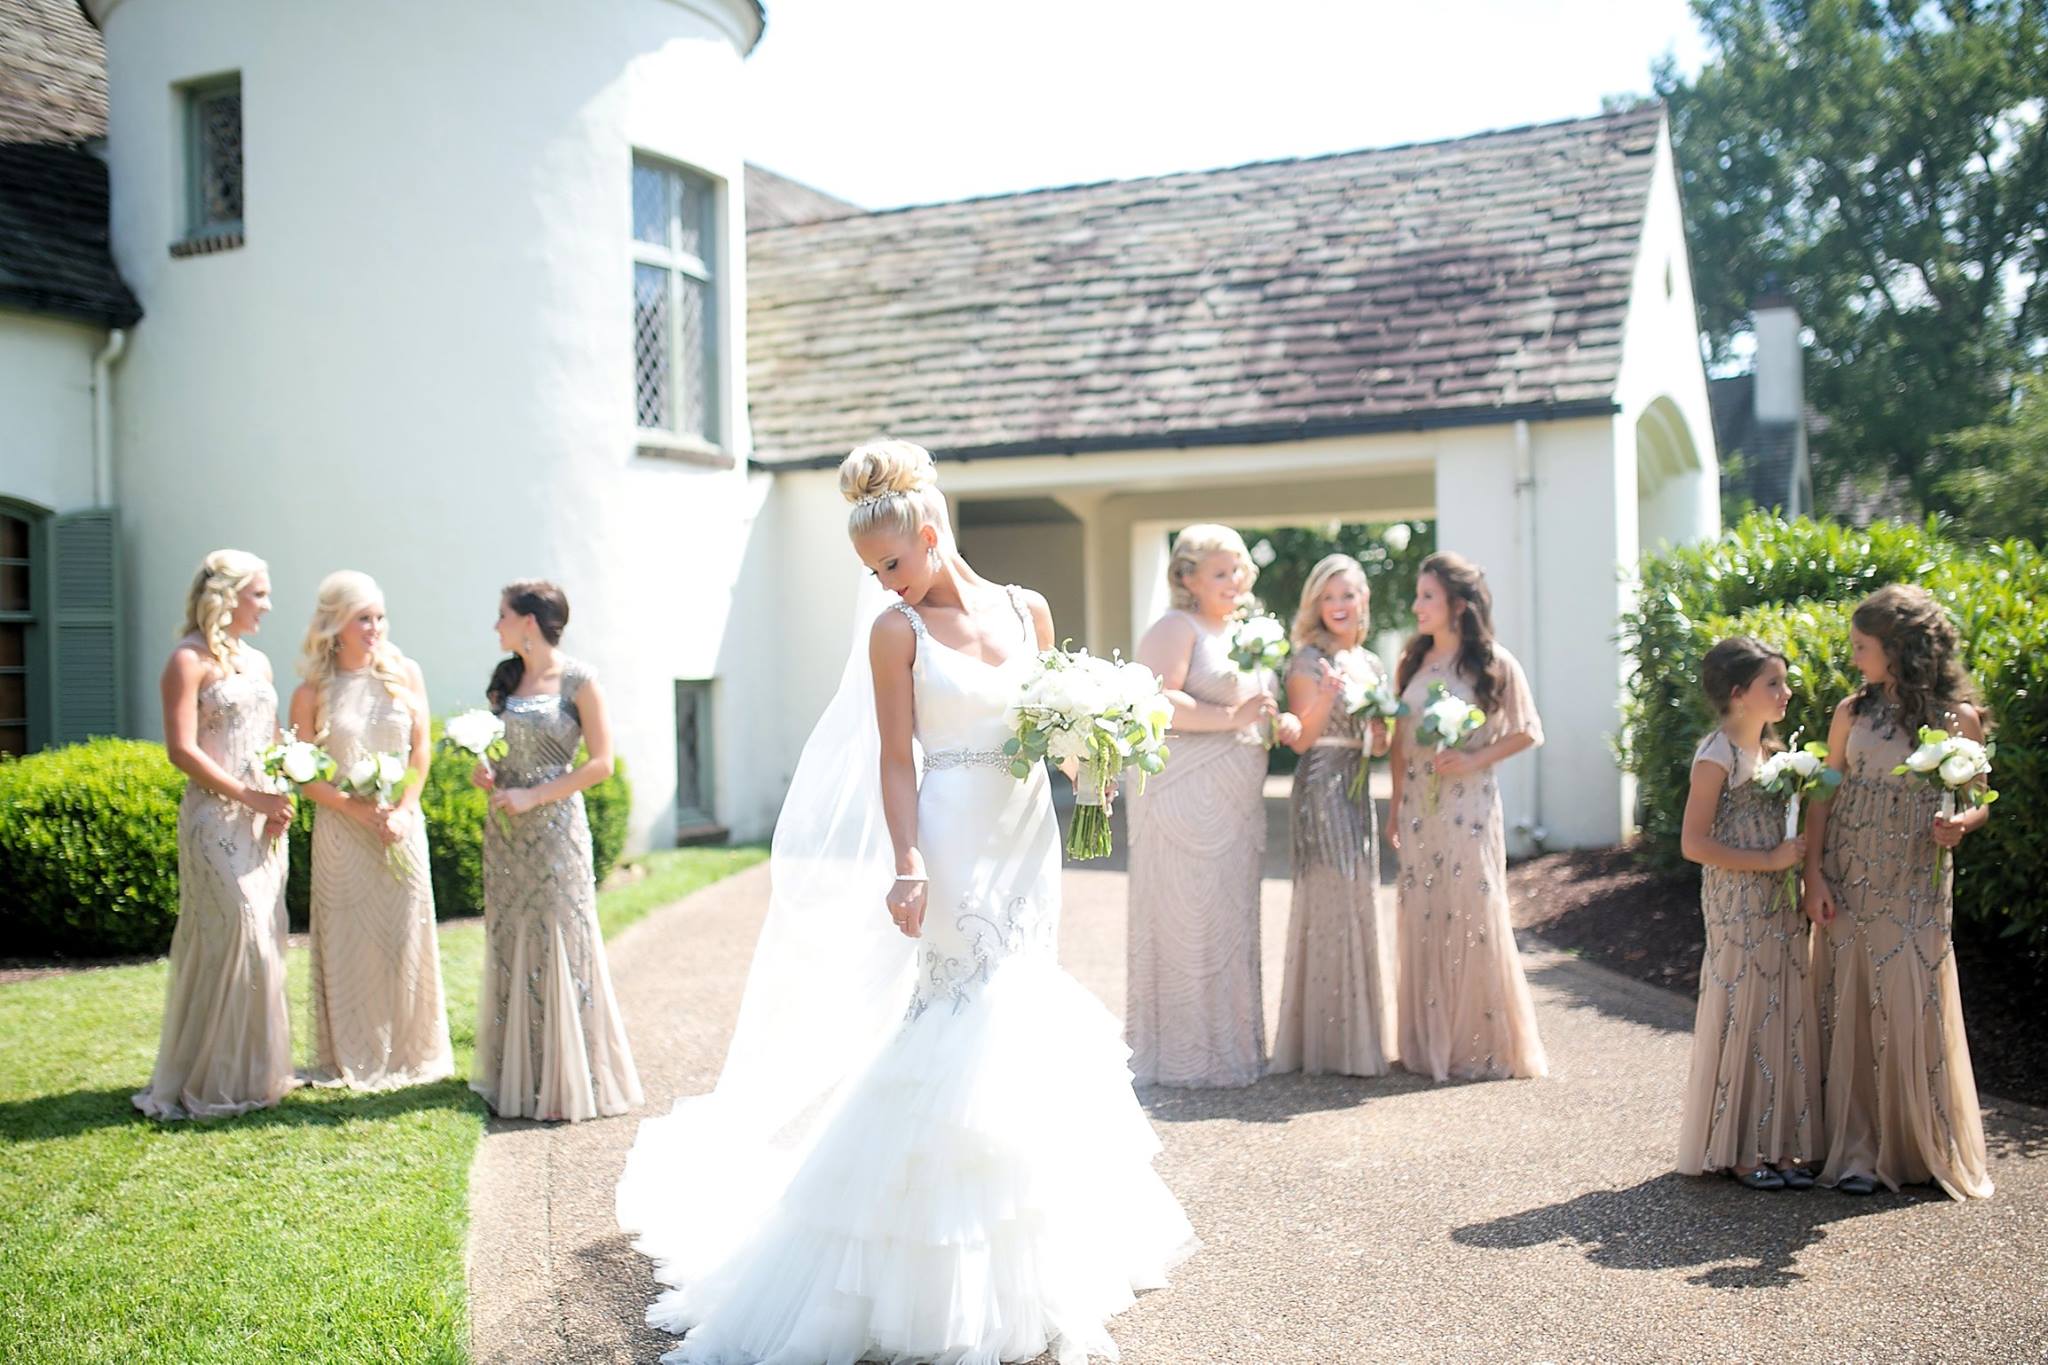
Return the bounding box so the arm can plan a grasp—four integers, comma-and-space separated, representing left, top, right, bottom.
1312, 736, 1364, 749
922, 746, 1011, 775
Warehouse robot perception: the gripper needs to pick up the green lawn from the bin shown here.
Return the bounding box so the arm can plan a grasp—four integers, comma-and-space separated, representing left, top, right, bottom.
0, 845, 764, 1364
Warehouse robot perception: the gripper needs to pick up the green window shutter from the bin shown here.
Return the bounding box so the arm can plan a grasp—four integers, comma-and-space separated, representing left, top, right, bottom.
49, 509, 122, 743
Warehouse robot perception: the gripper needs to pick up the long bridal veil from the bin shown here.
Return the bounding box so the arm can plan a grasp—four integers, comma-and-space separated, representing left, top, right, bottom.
616, 576, 917, 1287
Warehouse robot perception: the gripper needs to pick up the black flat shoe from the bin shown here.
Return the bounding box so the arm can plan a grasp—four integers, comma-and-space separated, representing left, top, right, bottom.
1735, 1167, 1787, 1190
1778, 1165, 1816, 1190
1836, 1173, 1878, 1195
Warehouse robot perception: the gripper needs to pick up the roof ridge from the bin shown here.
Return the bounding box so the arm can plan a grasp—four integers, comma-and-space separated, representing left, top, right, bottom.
748, 104, 1663, 236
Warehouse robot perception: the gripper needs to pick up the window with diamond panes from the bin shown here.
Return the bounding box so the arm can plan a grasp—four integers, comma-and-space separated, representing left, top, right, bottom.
632, 156, 719, 443
185, 75, 243, 238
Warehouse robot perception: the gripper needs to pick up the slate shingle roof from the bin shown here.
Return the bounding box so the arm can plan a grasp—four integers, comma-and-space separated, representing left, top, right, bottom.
745, 106, 1664, 466
744, 163, 857, 231
1709, 373, 1824, 513
0, 0, 138, 327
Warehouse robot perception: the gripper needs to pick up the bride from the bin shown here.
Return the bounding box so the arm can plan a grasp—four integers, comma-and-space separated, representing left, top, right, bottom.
616, 440, 1194, 1364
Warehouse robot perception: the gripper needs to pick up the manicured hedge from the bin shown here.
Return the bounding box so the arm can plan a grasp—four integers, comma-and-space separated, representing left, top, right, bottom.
1620, 513, 2047, 948
3, 725, 634, 957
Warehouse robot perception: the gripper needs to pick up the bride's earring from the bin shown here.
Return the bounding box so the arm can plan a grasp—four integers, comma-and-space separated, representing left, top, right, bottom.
927, 545, 941, 572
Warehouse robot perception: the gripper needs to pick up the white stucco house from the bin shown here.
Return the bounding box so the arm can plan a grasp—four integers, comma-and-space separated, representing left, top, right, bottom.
2, 0, 1717, 854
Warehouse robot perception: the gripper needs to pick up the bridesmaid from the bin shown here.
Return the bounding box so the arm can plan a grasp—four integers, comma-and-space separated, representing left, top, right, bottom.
1675, 637, 1820, 1189
1127, 524, 1298, 1088
1272, 554, 1393, 1077
1802, 585, 1993, 1200
471, 580, 643, 1121
134, 550, 297, 1120
288, 571, 453, 1091
1383, 551, 1547, 1083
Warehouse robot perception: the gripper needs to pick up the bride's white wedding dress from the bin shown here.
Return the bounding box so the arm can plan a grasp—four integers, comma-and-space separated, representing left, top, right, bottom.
617, 586, 1194, 1365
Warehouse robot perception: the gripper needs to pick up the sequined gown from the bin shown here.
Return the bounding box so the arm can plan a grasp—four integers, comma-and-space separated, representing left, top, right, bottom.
133, 668, 295, 1120
307, 668, 452, 1090
1271, 644, 1390, 1077
1813, 698, 1993, 1199
625, 589, 1193, 1365
473, 658, 642, 1121
1675, 731, 1820, 1174
1392, 647, 1547, 1083
1124, 611, 1270, 1089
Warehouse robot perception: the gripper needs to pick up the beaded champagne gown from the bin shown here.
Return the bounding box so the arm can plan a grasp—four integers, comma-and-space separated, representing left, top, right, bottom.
1675, 730, 1820, 1175
473, 658, 642, 1121
1271, 644, 1391, 1077
1813, 698, 1992, 1199
617, 588, 1193, 1365
1392, 647, 1547, 1082
307, 667, 452, 1090
133, 668, 295, 1120
1124, 610, 1269, 1088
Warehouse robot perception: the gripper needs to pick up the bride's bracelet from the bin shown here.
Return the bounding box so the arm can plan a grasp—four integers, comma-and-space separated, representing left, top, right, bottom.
893, 873, 928, 883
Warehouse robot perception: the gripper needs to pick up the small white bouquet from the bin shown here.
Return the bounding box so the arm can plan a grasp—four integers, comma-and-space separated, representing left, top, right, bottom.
1414, 681, 1485, 812
260, 727, 336, 790
1005, 648, 1172, 860
1226, 613, 1289, 747
1225, 613, 1290, 674
1341, 671, 1408, 799
1750, 733, 1842, 908
442, 708, 510, 833
338, 749, 421, 881
1893, 726, 1999, 889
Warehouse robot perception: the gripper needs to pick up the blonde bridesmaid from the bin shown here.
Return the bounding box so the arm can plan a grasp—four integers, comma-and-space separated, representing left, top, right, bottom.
1675, 637, 1820, 1189
1802, 585, 1993, 1200
1383, 551, 1546, 1083
471, 581, 642, 1121
134, 550, 296, 1119
1127, 525, 1298, 1088
1272, 554, 1393, 1077
289, 571, 453, 1091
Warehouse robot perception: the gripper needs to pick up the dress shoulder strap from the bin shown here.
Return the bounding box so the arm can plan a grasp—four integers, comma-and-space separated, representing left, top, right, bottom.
889, 600, 928, 640
1003, 585, 1034, 646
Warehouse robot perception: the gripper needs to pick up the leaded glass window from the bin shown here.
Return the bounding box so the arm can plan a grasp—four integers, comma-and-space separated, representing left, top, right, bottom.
631, 155, 719, 443
185, 76, 243, 238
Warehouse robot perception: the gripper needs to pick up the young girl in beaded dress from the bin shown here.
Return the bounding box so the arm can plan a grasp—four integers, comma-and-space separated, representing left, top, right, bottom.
1801, 585, 1994, 1199
1675, 637, 1820, 1190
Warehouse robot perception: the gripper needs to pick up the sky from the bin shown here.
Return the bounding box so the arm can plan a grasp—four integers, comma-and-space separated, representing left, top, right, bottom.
740, 0, 1715, 211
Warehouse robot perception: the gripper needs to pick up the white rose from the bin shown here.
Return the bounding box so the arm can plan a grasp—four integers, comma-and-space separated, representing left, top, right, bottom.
1786, 750, 1824, 779
1047, 726, 1090, 765
1938, 752, 1979, 788
282, 745, 318, 785
1383, 522, 1413, 553
1903, 741, 1945, 773
346, 757, 377, 789
447, 709, 503, 753
376, 752, 407, 785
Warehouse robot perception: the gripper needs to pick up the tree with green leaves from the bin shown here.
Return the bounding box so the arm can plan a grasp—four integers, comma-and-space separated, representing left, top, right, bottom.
1934, 367, 2048, 543
1234, 521, 1436, 644
1656, 0, 2048, 512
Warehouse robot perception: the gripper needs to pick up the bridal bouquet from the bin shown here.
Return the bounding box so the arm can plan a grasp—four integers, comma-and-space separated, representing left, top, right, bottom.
442, 707, 510, 833
1415, 682, 1485, 811
1341, 671, 1407, 799
1005, 648, 1172, 860
338, 749, 421, 881
1750, 734, 1842, 908
1893, 727, 1999, 889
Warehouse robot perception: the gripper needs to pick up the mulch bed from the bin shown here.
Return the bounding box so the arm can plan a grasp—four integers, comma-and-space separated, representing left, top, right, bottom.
1508, 843, 2048, 1109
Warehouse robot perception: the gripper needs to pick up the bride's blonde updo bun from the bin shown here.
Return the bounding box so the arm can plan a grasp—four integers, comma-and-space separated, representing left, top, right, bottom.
839, 438, 952, 544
